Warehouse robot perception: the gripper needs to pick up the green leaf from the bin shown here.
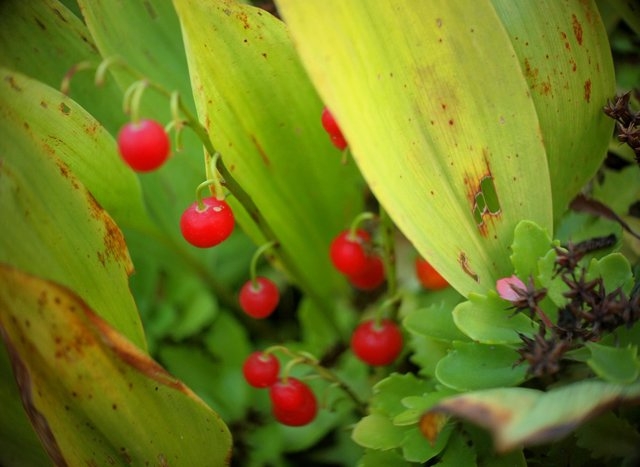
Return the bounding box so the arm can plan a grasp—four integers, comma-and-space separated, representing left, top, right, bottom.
510, 220, 555, 280
436, 430, 477, 466
491, 0, 615, 218
587, 342, 640, 384
359, 448, 409, 467
0, 84, 145, 348
429, 379, 640, 452
587, 252, 634, 294
453, 293, 538, 344
0, 0, 125, 133
574, 411, 640, 461
435, 342, 528, 391
408, 334, 451, 378
276, 0, 556, 296
402, 426, 452, 463
351, 414, 404, 450
0, 68, 151, 232
173, 0, 365, 309
404, 303, 470, 343
0, 265, 231, 466
371, 373, 434, 417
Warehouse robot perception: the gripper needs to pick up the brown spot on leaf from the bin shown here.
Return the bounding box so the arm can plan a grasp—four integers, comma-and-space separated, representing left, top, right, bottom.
584, 79, 591, 102
459, 252, 479, 282
250, 135, 270, 165
5, 75, 22, 91
59, 102, 71, 115
572, 14, 583, 45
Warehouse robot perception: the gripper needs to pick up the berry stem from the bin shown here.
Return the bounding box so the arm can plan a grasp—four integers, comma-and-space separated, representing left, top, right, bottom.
348, 211, 376, 240
268, 347, 367, 414
248, 241, 278, 288
379, 205, 400, 320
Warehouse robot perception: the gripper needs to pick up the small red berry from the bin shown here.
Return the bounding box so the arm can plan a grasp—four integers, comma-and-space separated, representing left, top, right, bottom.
269, 377, 318, 426
117, 119, 170, 172
321, 107, 348, 150
415, 257, 449, 290
239, 277, 280, 319
351, 319, 403, 366
242, 351, 280, 388
180, 197, 235, 248
347, 255, 385, 291
330, 229, 372, 276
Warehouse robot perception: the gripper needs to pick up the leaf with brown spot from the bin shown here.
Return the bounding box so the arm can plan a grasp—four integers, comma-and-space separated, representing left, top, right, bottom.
0, 265, 232, 466
425, 380, 640, 452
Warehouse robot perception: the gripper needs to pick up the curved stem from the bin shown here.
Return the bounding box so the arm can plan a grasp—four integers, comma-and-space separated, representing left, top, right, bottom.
348, 211, 376, 239
248, 241, 278, 287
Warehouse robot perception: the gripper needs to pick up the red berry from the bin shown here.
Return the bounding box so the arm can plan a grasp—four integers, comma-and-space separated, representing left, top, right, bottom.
347, 255, 385, 291
415, 257, 449, 290
269, 377, 318, 426
180, 197, 235, 248
117, 119, 170, 172
239, 277, 280, 319
351, 319, 403, 366
321, 107, 348, 150
330, 229, 372, 276
242, 351, 280, 388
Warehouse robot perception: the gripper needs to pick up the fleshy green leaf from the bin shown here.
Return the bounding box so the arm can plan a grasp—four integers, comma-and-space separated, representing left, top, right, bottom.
587, 342, 640, 384
574, 411, 640, 461
173, 0, 365, 310
510, 220, 555, 280
0, 68, 151, 231
428, 379, 640, 452
0, 265, 232, 466
435, 342, 528, 391
453, 293, 538, 344
351, 414, 404, 450
436, 430, 477, 466
371, 373, 434, 417
586, 252, 634, 294
404, 303, 470, 343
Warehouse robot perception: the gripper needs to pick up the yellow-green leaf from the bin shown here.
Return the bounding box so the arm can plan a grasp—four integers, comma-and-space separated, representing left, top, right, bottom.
275, 0, 614, 296
173, 0, 366, 308
0, 265, 232, 466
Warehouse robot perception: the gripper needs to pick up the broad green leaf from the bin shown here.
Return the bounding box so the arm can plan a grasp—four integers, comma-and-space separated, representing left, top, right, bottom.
586, 252, 634, 294
0, 68, 151, 232
352, 414, 404, 450
408, 334, 451, 378
428, 379, 640, 452
491, 0, 615, 218
0, 0, 125, 133
510, 220, 555, 280
0, 265, 232, 466
275, 0, 555, 296
587, 343, 640, 384
0, 90, 145, 348
453, 293, 538, 344
402, 426, 452, 463
371, 373, 434, 417
173, 0, 365, 309
404, 303, 470, 343
435, 342, 528, 391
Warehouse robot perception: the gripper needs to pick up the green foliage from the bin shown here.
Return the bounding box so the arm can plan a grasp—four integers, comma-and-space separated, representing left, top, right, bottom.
0, 0, 638, 466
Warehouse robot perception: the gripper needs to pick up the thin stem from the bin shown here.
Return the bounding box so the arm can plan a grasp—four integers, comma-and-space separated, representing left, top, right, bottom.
379, 205, 401, 321
248, 241, 278, 287
348, 211, 376, 239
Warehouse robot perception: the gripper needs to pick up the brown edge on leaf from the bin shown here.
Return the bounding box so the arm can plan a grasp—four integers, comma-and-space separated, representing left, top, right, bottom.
0, 326, 67, 466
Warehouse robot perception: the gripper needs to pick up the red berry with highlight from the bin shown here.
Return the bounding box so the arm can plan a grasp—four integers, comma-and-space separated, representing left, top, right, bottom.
270, 377, 318, 426
348, 255, 385, 291
239, 277, 280, 319
415, 257, 449, 290
180, 197, 235, 248
117, 119, 170, 172
243, 351, 280, 388
321, 107, 348, 150
330, 229, 372, 276
351, 319, 403, 366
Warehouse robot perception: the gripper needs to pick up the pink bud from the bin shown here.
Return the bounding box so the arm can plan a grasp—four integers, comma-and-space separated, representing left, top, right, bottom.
496, 275, 526, 301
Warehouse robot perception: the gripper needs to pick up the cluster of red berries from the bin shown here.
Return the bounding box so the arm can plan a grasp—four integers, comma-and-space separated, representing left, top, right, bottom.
242, 352, 318, 426
321, 107, 348, 150
330, 229, 385, 290
117, 119, 236, 249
